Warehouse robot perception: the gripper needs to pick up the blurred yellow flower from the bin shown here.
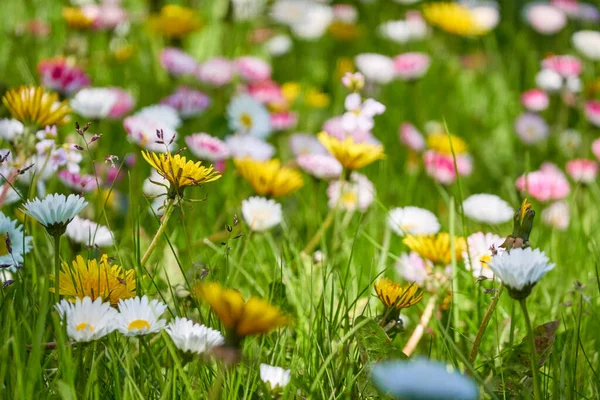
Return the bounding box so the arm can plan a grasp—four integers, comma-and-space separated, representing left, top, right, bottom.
195, 282, 288, 338
281, 82, 301, 103
113, 44, 134, 62
336, 58, 355, 80
234, 158, 303, 197
318, 131, 385, 170
423, 2, 487, 36
375, 278, 423, 309
403, 233, 466, 265
149, 5, 201, 39
426, 132, 468, 154
328, 22, 360, 41
2, 86, 71, 127
62, 7, 94, 30
143, 151, 221, 198
305, 89, 330, 108
51, 254, 136, 306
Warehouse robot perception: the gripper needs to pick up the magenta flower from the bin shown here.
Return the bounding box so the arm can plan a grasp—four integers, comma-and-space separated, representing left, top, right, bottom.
423, 151, 472, 185
196, 57, 235, 86
399, 123, 425, 152
520, 89, 549, 112
185, 133, 231, 162
58, 170, 101, 192
296, 154, 342, 180
593, 138, 600, 161
247, 80, 284, 104
235, 56, 272, 83
515, 163, 570, 201
392, 52, 430, 81
107, 87, 135, 119
585, 100, 600, 127
541, 55, 582, 77
81, 2, 127, 30
161, 86, 211, 118
160, 48, 198, 76
566, 158, 598, 183
37, 58, 90, 95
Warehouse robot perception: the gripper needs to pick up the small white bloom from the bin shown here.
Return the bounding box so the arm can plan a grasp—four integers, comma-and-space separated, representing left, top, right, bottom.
71, 88, 118, 119
166, 317, 224, 354
265, 34, 293, 56
462, 232, 504, 279
22, 193, 87, 232
289, 133, 327, 156
242, 196, 282, 232
260, 364, 291, 391
395, 252, 429, 285
185, 133, 231, 161
566, 76, 582, 93
55, 297, 118, 342
137, 104, 182, 129
114, 296, 168, 336
327, 172, 375, 212
488, 248, 555, 297
225, 135, 275, 161
541, 201, 569, 231
535, 69, 563, 92
0, 119, 24, 141
387, 207, 440, 237
572, 30, 600, 61
463, 194, 513, 224
66, 216, 114, 247
355, 53, 396, 84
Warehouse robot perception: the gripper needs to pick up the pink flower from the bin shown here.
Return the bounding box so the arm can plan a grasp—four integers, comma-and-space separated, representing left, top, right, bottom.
270, 111, 298, 131
322, 116, 373, 143
235, 56, 271, 82
82, 2, 127, 30
584, 100, 600, 127
161, 86, 211, 118
160, 48, 198, 76
525, 3, 567, 35
515, 163, 570, 201
247, 80, 284, 104
24, 19, 51, 37
541, 201, 570, 230
341, 72, 365, 90
399, 122, 425, 151
395, 252, 429, 285
566, 158, 598, 183
551, 0, 580, 16
541, 55, 582, 77
37, 58, 90, 95
123, 115, 177, 152
592, 138, 600, 161
332, 4, 358, 23
341, 93, 385, 132
107, 87, 134, 119
515, 113, 549, 144
423, 151, 472, 185
58, 170, 100, 192
521, 88, 549, 111
196, 57, 235, 86
297, 154, 342, 179
185, 133, 231, 161
392, 52, 430, 81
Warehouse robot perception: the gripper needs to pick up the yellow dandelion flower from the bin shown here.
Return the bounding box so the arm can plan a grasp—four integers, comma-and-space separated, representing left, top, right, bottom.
423, 2, 487, 36
234, 158, 303, 198
281, 82, 301, 103
426, 132, 468, 155
328, 21, 360, 41
2, 86, 71, 127
195, 282, 288, 339
149, 5, 201, 39
403, 233, 466, 265
62, 7, 95, 30
142, 151, 221, 198
305, 89, 330, 109
375, 278, 423, 310
51, 254, 136, 306
318, 131, 385, 170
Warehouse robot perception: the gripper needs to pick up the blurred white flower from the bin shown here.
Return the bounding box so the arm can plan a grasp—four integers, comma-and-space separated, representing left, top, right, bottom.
515, 113, 549, 144
225, 135, 275, 161
395, 252, 429, 285
66, 216, 113, 247
265, 34, 293, 56
541, 201, 569, 230
327, 172, 375, 212
137, 104, 182, 129
296, 154, 342, 179
271, 0, 333, 40
387, 207, 440, 236
572, 30, 600, 60
535, 69, 563, 92
525, 3, 567, 35
0, 119, 24, 141
463, 194, 513, 224
71, 88, 118, 119
22, 193, 87, 234
355, 53, 396, 84
242, 196, 283, 232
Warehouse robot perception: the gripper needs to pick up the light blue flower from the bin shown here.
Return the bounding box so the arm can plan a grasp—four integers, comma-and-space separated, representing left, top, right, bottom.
22, 194, 87, 236
0, 212, 32, 269
227, 94, 272, 138
371, 359, 479, 400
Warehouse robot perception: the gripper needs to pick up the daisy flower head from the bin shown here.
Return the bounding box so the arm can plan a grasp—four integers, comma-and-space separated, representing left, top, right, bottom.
296, 154, 342, 180
515, 113, 549, 144
403, 233, 466, 266
463, 232, 504, 279
234, 158, 303, 197
566, 159, 598, 183
0, 212, 32, 269
584, 100, 600, 127
55, 297, 118, 342
142, 151, 221, 199
327, 172, 375, 212
521, 89, 549, 112
318, 131, 385, 171
395, 252, 430, 285
148, 4, 201, 39
488, 248, 555, 299
37, 57, 90, 95
2, 85, 70, 127
270, 111, 298, 131
515, 163, 570, 202
185, 133, 230, 162
342, 93, 386, 133
541, 201, 570, 231
58, 170, 100, 192
114, 296, 167, 336
271, 0, 333, 40
66, 216, 113, 247
393, 52, 431, 81
22, 193, 87, 236
137, 104, 181, 129
399, 123, 425, 152
463, 193, 514, 224
166, 317, 225, 354
542, 55, 582, 77
160, 47, 198, 77
524, 2, 566, 35
387, 207, 440, 237
423, 2, 488, 36
70, 87, 118, 119
123, 115, 177, 152
341, 72, 365, 92
354, 53, 395, 84
196, 57, 235, 87
226, 135, 275, 161
227, 94, 272, 138
247, 80, 284, 105
423, 151, 472, 185
260, 364, 291, 393
375, 277, 423, 310
107, 87, 135, 119
0, 119, 24, 142
535, 69, 563, 92
194, 282, 288, 343
265, 34, 293, 57
235, 56, 272, 83
241, 196, 283, 232
62, 7, 95, 30
572, 30, 600, 61
289, 133, 327, 157
161, 86, 211, 119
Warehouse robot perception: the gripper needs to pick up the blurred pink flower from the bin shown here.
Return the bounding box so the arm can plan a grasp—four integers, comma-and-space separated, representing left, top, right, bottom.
160, 48, 198, 76
82, 2, 127, 30
392, 52, 430, 80
296, 154, 342, 179
551, 0, 580, 16
123, 115, 177, 152
270, 111, 298, 131
196, 57, 235, 86
342, 93, 385, 132
185, 133, 231, 162
23, 19, 51, 37
161, 86, 211, 118
584, 100, 600, 127
525, 3, 567, 35
541, 201, 570, 230
542, 55, 582, 77
399, 122, 425, 151
521, 88, 549, 111
332, 4, 358, 23
592, 138, 600, 161
289, 133, 327, 156
107, 87, 134, 119
341, 72, 365, 90
395, 252, 429, 285
322, 116, 374, 144
515, 163, 570, 201
235, 56, 271, 82
423, 151, 472, 185
59, 170, 100, 192
37, 58, 90, 95
515, 112, 549, 144
566, 158, 598, 183
247, 80, 284, 104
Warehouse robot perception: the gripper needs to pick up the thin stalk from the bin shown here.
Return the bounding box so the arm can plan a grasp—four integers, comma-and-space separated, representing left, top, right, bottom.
469, 284, 503, 363
375, 224, 391, 274
403, 294, 438, 357
140, 200, 175, 265
54, 235, 61, 303
520, 298, 541, 400
302, 208, 335, 255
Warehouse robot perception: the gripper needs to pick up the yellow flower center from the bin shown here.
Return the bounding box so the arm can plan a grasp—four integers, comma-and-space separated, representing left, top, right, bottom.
479, 254, 492, 267
340, 190, 358, 207
240, 113, 253, 129
128, 319, 151, 332
0, 233, 9, 256
76, 323, 93, 332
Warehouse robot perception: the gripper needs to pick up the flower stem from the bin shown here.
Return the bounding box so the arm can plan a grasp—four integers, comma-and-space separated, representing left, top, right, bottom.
375, 225, 391, 274
54, 235, 61, 304
141, 200, 175, 266
403, 294, 437, 357
302, 208, 335, 255
520, 298, 541, 400
468, 283, 503, 363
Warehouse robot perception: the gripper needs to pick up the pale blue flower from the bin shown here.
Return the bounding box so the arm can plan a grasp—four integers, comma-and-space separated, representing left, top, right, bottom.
22, 194, 87, 236
227, 94, 272, 138
0, 212, 32, 269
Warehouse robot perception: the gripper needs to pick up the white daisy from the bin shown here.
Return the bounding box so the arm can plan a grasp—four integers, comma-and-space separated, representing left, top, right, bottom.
137, 104, 182, 129
65, 216, 113, 247
55, 297, 118, 342
185, 133, 231, 161
225, 135, 275, 161
114, 295, 168, 336
462, 194, 513, 224
0, 118, 24, 141
387, 207, 440, 237
22, 193, 87, 236
265, 34, 293, 56
227, 94, 272, 139
394, 252, 430, 285
166, 317, 225, 354
354, 53, 396, 84
327, 172, 375, 212
462, 232, 504, 279
241, 196, 283, 232
70, 88, 118, 119
488, 248, 555, 299
260, 364, 291, 392
541, 201, 570, 231
123, 115, 178, 152
0, 212, 32, 269
572, 30, 600, 61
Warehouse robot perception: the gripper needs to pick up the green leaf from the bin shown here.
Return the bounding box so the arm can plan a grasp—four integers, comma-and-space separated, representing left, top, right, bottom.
354, 316, 408, 364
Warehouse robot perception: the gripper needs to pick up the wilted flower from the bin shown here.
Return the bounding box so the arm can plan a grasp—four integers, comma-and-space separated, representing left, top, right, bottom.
327, 172, 375, 212
71, 88, 118, 119
572, 30, 600, 60
403, 233, 466, 265
114, 296, 167, 336
166, 317, 225, 354
584, 100, 600, 127
185, 133, 230, 162
196, 57, 235, 86
516, 163, 570, 202
234, 158, 303, 197
260, 364, 291, 393
22, 193, 87, 236
541, 201, 570, 230
55, 297, 118, 342
227, 94, 272, 139
241, 196, 282, 232
161, 86, 211, 118
515, 113, 549, 144
318, 131, 385, 171
226, 135, 275, 161
463, 193, 514, 224
235, 56, 272, 83
393, 52, 431, 80
65, 216, 113, 247
463, 232, 504, 279
521, 89, 549, 112
0, 212, 32, 269
524, 3, 567, 35
2, 86, 70, 127
387, 207, 440, 237
566, 158, 598, 183
354, 53, 395, 84
37, 57, 90, 95
148, 5, 201, 39
395, 252, 430, 285
297, 154, 342, 179
160, 48, 198, 76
